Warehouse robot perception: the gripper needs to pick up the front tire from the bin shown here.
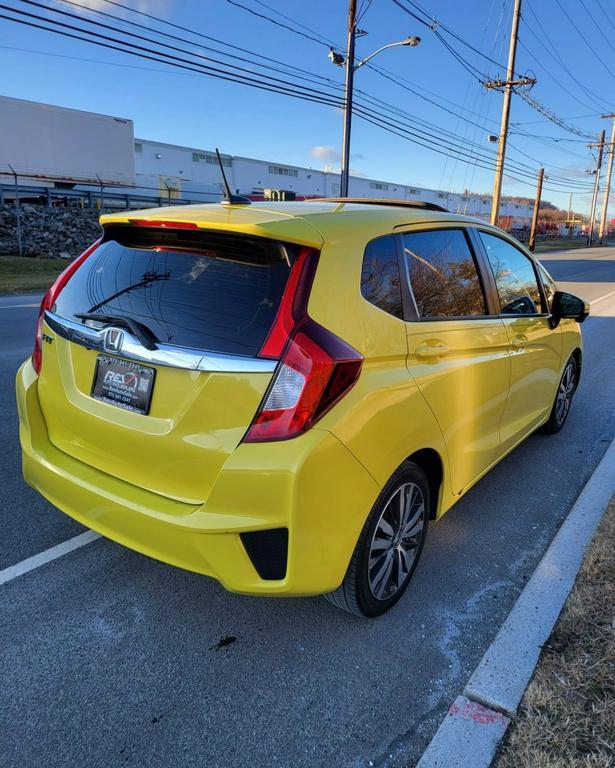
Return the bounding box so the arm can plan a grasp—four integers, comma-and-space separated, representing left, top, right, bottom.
324, 461, 429, 618
542, 355, 578, 434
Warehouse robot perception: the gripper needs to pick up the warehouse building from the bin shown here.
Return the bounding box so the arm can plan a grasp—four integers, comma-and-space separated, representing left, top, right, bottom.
1, 96, 534, 224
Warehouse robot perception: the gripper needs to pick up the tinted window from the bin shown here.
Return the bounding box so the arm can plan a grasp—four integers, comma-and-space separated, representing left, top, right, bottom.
403, 229, 486, 318
479, 232, 542, 315
361, 235, 403, 319
54, 228, 292, 356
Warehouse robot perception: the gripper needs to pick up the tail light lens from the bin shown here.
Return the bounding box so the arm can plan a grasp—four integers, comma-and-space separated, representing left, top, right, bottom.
245, 248, 363, 442
32, 238, 101, 375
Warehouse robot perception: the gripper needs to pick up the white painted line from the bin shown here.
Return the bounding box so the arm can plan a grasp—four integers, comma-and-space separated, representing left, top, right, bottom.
0, 530, 101, 586
464, 437, 615, 716
415, 696, 510, 768
591, 287, 615, 305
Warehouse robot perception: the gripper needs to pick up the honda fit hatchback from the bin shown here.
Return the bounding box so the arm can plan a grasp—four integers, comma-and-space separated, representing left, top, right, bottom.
16, 199, 589, 616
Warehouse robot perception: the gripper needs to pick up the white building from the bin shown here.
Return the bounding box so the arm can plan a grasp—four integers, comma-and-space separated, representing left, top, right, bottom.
0, 96, 535, 225
134, 137, 535, 225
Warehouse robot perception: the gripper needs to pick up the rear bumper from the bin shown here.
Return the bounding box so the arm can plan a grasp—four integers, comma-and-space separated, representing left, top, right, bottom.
16, 360, 380, 595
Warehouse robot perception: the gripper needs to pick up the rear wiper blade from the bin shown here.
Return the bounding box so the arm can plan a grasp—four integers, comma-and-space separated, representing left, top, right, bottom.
75, 312, 159, 351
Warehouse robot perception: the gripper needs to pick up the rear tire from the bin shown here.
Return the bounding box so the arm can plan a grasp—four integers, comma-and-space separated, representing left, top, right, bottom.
542, 355, 578, 434
324, 461, 430, 618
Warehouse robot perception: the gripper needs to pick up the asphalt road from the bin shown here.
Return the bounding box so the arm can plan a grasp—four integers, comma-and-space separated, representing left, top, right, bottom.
2, 247, 615, 768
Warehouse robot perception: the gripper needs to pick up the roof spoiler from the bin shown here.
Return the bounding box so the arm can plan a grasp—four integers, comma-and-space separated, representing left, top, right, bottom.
309, 197, 448, 212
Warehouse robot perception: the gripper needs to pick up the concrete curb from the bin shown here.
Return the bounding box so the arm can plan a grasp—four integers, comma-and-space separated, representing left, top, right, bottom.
416, 437, 615, 768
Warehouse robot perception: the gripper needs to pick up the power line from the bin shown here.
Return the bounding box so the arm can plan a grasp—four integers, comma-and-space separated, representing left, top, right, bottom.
577, 0, 615, 56
516, 37, 607, 115
0, 0, 596, 196
523, 1, 611, 110
553, 0, 615, 81
224, 0, 331, 48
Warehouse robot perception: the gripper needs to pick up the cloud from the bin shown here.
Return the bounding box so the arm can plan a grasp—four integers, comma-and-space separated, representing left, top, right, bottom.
310, 145, 340, 163
54, 0, 167, 12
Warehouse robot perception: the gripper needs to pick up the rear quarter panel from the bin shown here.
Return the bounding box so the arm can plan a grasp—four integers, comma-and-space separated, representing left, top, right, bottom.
305, 217, 452, 516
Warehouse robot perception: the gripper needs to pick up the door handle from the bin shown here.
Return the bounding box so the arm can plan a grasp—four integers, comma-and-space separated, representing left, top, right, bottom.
415, 341, 450, 359
511, 334, 528, 348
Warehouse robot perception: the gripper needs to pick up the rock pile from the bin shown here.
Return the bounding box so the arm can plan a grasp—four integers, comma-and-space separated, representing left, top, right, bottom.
0, 204, 109, 258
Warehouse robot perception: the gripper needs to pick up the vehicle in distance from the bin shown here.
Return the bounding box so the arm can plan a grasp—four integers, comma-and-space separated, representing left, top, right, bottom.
16, 199, 589, 617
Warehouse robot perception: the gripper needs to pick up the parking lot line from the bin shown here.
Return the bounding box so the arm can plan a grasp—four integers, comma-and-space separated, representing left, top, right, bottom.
0, 530, 101, 586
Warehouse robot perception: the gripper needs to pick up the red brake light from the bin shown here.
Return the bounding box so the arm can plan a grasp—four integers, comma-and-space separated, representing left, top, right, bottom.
246, 247, 363, 442
258, 247, 318, 359
245, 320, 362, 442
32, 238, 101, 375
128, 219, 198, 229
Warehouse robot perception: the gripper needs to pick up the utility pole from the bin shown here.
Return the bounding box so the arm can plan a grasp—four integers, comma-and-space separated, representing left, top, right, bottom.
587, 129, 605, 247
598, 114, 615, 244
567, 192, 573, 238
486, 0, 534, 226
340, 0, 357, 197
528, 167, 544, 252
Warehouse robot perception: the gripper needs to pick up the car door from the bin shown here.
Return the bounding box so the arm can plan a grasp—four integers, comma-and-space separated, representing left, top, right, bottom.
475, 230, 563, 451
400, 225, 511, 495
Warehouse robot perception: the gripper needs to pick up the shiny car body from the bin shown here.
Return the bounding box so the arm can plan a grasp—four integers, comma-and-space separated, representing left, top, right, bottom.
16, 200, 587, 614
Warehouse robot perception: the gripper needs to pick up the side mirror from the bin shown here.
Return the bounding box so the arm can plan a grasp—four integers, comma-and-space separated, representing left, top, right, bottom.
550, 291, 590, 328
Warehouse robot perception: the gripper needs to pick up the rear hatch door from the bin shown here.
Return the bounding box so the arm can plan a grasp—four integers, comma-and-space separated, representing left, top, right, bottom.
38, 225, 301, 504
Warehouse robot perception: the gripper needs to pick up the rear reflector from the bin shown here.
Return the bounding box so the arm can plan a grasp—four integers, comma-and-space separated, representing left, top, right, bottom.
128, 219, 198, 229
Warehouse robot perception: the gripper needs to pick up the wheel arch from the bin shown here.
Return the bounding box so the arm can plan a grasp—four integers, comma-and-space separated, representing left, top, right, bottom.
571, 347, 582, 388
406, 448, 444, 520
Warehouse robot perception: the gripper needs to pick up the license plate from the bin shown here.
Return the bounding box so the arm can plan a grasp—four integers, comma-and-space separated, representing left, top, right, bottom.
91, 355, 155, 415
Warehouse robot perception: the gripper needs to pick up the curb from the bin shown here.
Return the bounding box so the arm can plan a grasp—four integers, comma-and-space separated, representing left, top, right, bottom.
416, 436, 615, 768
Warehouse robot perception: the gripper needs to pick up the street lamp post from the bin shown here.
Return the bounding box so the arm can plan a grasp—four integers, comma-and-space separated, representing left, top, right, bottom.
331, 0, 420, 197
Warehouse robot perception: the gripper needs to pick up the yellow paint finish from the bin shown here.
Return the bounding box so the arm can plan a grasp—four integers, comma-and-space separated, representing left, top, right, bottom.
499, 316, 562, 449
38, 324, 273, 504
406, 319, 510, 495
17, 359, 380, 594
16, 201, 585, 595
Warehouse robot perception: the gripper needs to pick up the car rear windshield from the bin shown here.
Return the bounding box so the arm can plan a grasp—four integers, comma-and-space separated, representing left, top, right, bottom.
53, 227, 295, 357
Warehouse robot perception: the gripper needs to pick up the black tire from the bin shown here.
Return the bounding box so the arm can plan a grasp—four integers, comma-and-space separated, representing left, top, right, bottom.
324, 461, 430, 618
542, 355, 578, 435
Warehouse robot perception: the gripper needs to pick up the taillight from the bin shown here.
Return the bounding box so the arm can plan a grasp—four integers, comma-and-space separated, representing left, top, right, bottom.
245, 247, 362, 442
32, 238, 101, 375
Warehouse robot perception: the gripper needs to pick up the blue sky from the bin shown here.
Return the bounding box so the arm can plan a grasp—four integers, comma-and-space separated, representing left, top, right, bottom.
1, 0, 613, 212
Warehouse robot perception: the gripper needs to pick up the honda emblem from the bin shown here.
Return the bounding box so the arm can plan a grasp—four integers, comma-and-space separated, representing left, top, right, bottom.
103, 328, 124, 353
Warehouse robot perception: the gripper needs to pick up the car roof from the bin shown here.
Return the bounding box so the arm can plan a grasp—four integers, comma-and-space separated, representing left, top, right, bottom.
100, 200, 488, 248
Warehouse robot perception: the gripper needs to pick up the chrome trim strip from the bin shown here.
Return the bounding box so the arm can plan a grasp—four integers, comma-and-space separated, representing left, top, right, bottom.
44, 311, 277, 373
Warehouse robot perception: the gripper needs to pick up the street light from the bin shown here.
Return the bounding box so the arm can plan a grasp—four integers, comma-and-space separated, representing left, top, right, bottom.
329, 6, 421, 198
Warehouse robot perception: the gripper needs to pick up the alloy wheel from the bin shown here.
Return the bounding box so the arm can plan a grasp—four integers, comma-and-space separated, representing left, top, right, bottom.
555, 360, 576, 427
368, 482, 425, 601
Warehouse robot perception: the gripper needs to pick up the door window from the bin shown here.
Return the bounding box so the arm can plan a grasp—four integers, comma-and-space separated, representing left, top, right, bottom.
479, 232, 543, 315
402, 229, 487, 318
361, 234, 403, 319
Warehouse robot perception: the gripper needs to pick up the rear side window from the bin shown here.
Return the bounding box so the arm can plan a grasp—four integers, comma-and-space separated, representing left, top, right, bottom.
479, 232, 542, 315
403, 229, 487, 318
360, 234, 403, 319
53, 228, 294, 357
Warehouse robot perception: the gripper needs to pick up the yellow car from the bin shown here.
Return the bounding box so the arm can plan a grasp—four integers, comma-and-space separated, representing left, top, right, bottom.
16, 199, 589, 617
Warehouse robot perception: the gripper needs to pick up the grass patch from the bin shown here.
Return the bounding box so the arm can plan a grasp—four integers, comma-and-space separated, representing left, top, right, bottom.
0, 255, 67, 294
533, 238, 589, 253
495, 500, 615, 768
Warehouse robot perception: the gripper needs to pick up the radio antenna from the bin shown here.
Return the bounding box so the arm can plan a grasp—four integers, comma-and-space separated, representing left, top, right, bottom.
215, 148, 251, 205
